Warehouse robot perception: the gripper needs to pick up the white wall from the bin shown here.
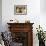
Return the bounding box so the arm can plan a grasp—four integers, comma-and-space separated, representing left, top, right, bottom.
0, 0, 2, 32
2, 0, 46, 46
40, 0, 46, 13
40, 0, 46, 31
2, 0, 40, 30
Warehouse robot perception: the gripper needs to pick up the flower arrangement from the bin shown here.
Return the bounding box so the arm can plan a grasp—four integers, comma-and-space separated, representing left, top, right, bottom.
36, 25, 45, 42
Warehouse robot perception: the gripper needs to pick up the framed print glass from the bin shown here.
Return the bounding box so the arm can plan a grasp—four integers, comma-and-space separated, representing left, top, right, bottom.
14, 5, 27, 15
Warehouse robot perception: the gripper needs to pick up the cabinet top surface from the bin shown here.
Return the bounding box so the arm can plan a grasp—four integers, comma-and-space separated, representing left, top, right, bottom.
7, 23, 34, 25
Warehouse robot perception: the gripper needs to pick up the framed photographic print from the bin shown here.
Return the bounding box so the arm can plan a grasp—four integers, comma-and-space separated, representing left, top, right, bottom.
14, 5, 27, 15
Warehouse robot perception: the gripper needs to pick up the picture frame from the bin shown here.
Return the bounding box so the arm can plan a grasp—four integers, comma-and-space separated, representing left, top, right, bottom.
14, 5, 27, 15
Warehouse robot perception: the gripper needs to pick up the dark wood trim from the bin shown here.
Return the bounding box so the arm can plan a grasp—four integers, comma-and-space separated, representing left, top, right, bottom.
7, 23, 34, 46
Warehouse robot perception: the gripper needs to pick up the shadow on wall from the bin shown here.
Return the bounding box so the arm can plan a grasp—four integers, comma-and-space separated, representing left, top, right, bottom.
0, 0, 2, 32
40, 0, 46, 13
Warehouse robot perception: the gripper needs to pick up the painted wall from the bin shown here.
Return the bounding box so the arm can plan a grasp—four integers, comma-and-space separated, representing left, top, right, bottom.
40, 0, 46, 31
2, 0, 46, 46
40, 0, 46, 13
2, 0, 40, 31
0, 0, 2, 32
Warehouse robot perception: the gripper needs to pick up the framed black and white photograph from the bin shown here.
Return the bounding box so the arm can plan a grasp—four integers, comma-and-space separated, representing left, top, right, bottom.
14, 5, 27, 15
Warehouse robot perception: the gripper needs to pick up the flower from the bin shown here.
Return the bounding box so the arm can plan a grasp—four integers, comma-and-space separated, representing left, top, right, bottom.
36, 25, 45, 41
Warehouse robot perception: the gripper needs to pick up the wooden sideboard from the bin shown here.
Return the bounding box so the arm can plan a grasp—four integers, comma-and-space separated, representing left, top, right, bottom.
7, 23, 34, 46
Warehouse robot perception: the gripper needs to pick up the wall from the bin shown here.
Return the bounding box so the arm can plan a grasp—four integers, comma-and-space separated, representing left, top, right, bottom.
40, 0, 46, 31
2, 0, 40, 30
0, 0, 2, 32
40, 0, 46, 13
2, 0, 46, 46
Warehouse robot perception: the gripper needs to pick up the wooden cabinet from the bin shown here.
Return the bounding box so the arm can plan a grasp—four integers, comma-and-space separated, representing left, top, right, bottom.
7, 23, 34, 46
